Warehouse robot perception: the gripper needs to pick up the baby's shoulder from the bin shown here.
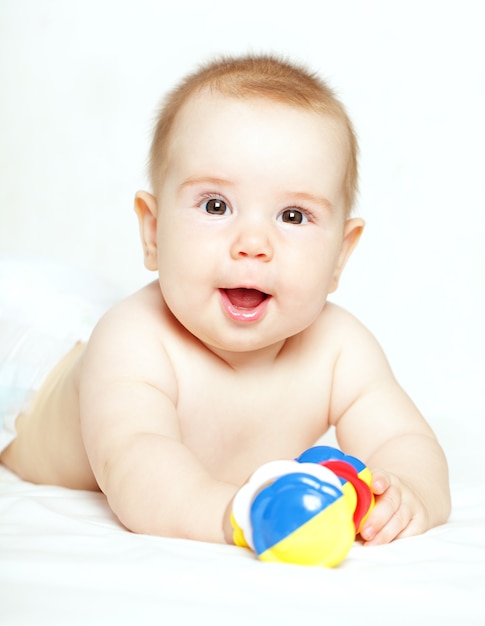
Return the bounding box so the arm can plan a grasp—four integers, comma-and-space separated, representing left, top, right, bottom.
91, 280, 204, 354
90, 282, 187, 361
310, 301, 372, 343
82, 282, 180, 396
317, 302, 391, 378
95, 281, 172, 331
299, 302, 389, 373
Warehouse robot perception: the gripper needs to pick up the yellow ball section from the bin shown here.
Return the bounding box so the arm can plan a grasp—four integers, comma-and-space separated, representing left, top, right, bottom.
257, 495, 355, 567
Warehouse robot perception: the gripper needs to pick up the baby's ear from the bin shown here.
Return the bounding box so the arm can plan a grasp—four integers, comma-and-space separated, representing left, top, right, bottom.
134, 191, 159, 271
329, 218, 364, 293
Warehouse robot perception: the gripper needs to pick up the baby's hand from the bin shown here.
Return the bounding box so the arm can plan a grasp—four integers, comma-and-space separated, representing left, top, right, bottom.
359, 470, 430, 545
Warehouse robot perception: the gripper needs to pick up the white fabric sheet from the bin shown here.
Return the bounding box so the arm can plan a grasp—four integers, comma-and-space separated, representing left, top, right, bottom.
1, 424, 484, 626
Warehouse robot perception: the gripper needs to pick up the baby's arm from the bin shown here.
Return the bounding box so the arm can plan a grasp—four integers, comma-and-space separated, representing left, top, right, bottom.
329, 309, 451, 545
79, 299, 237, 543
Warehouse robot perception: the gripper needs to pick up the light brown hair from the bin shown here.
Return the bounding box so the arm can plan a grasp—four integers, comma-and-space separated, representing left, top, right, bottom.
149, 54, 358, 215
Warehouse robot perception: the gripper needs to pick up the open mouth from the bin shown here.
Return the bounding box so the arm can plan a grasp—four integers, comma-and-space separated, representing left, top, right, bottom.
224, 288, 269, 308
220, 288, 270, 322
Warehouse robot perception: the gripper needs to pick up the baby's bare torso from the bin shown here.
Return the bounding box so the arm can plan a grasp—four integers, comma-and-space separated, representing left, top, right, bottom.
1, 283, 340, 490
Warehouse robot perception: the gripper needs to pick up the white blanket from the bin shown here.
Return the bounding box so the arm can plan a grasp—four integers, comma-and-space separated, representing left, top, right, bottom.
1, 424, 484, 626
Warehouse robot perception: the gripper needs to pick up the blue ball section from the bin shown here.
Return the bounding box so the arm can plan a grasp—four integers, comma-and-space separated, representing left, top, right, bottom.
296, 445, 366, 475
250, 472, 344, 556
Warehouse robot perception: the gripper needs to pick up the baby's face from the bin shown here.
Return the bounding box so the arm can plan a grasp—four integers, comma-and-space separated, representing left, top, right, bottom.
153, 91, 354, 355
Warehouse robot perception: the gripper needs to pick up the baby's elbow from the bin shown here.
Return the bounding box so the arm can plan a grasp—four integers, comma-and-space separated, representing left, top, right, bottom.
428, 472, 451, 530
438, 485, 452, 526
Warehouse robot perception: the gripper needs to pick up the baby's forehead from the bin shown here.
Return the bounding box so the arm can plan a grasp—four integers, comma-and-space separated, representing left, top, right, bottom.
174, 88, 347, 140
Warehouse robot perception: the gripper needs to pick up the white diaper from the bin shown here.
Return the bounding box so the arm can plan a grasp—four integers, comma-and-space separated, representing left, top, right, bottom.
0, 255, 121, 453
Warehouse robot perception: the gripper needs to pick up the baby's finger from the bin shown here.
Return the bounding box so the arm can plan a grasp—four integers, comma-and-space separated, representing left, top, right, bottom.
360, 483, 403, 544
363, 505, 412, 545
370, 468, 390, 495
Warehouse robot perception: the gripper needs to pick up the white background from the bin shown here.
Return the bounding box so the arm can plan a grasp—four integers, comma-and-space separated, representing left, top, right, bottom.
1, 0, 483, 433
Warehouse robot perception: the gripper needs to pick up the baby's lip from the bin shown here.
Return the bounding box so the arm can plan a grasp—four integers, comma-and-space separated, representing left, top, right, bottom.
219, 288, 271, 322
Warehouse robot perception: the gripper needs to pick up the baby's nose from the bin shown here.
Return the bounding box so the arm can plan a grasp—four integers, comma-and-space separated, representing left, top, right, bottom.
230, 225, 273, 261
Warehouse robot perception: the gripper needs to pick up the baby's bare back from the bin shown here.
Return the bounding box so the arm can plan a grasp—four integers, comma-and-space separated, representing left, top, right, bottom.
1, 283, 340, 490
0, 342, 97, 489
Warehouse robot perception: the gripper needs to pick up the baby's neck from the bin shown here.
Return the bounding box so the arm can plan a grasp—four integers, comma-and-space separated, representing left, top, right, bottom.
202, 339, 288, 374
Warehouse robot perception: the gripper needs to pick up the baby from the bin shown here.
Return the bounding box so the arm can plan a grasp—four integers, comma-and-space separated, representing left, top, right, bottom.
0, 54, 450, 548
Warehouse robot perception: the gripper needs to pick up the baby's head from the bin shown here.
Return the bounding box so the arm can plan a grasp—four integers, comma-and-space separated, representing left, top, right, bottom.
149, 54, 358, 217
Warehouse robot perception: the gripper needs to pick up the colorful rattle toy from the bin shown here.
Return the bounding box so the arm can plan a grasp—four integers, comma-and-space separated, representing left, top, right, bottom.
231, 446, 374, 567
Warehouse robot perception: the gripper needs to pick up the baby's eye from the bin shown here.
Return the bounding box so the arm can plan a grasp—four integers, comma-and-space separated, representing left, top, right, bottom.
203, 198, 230, 215
279, 209, 308, 225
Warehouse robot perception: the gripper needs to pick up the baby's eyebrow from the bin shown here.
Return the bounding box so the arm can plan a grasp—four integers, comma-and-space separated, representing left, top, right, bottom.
179, 176, 231, 191
287, 191, 334, 213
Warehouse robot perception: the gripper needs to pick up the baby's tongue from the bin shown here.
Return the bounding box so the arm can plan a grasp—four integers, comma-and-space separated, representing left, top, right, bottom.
225, 288, 267, 308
